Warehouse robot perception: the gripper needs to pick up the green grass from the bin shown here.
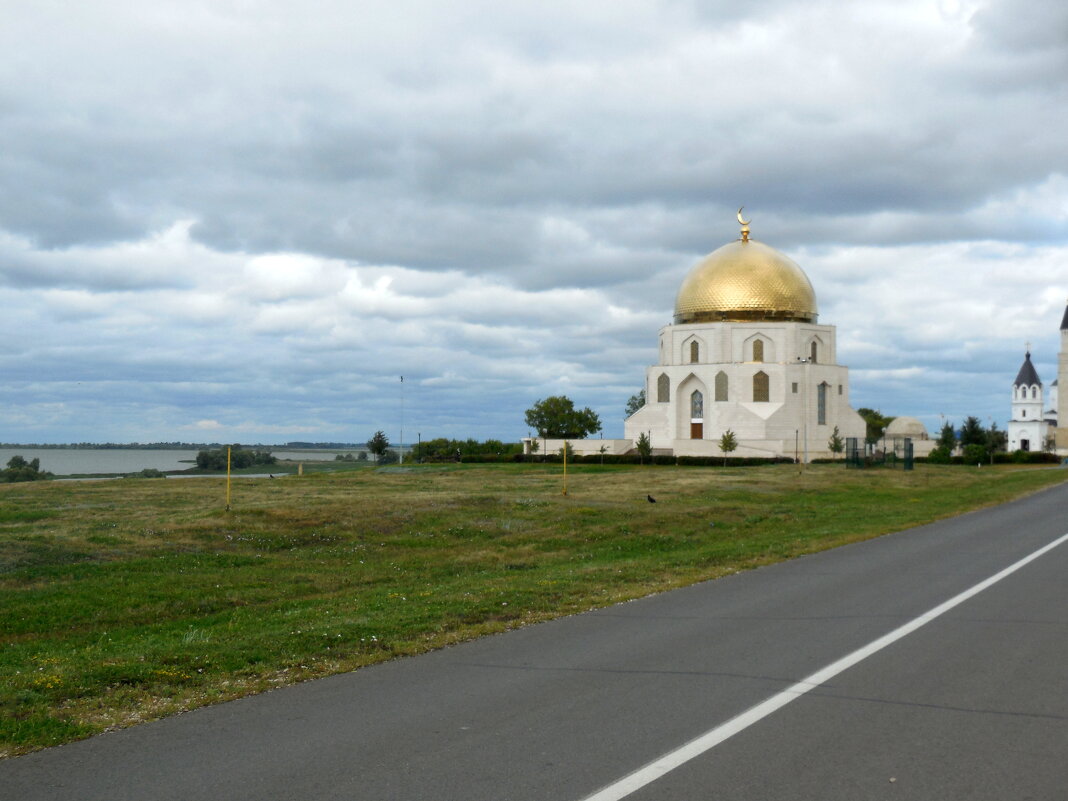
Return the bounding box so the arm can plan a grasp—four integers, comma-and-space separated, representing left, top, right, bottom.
59, 456, 373, 479
1, 462, 1065, 756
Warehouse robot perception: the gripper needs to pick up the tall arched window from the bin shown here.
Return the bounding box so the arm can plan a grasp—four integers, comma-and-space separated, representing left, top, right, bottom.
690, 390, 704, 419
657, 373, 670, 403
753, 339, 764, 362
753, 371, 769, 402
810, 341, 818, 363
817, 382, 829, 425
1032, 386, 1038, 399
690, 341, 699, 364
715, 371, 728, 401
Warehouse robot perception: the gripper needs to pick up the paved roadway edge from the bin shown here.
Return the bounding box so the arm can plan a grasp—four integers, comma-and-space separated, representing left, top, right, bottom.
580, 529, 1068, 801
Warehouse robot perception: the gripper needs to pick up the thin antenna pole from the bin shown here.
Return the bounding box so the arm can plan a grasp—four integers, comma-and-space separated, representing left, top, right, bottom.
226, 446, 232, 511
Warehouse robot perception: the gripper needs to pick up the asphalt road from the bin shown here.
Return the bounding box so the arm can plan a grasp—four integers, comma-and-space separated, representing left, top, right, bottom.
4, 480, 1067, 801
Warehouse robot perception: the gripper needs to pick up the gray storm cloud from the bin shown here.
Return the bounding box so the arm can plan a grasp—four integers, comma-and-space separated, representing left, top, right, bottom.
0, 0, 1065, 442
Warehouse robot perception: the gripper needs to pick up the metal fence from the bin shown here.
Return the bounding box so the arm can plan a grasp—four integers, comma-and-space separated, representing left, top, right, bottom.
845, 437, 913, 469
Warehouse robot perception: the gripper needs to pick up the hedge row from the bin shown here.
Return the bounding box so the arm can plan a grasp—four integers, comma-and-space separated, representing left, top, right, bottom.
952, 451, 1062, 465
445, 453, 795, 467
420, 451, 1064, 467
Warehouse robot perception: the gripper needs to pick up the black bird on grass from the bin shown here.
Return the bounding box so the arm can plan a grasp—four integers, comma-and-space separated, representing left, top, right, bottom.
647, 495, 656, 503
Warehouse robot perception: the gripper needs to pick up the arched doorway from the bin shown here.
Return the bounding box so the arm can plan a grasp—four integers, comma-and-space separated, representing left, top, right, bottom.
690, 389, 704, 439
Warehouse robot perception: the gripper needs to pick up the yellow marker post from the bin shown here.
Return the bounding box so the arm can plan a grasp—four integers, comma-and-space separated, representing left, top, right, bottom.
226, 446, 232, 511
562, 442, 568, 496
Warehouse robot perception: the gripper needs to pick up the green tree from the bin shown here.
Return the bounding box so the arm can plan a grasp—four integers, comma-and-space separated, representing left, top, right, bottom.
367, 430, 390, 462
986, 421, 1006, 456
959, 416, 986, 449
828, 425, 844, 459
1, 455, 53, 483
625, 389, 645, 418
937, 421, 956, 452
856, 408, 893, 445
635, 432, 652, 464
524, 396, 601, 439
195, 446, 276, 470
718, 429, 738, 466
963, 443, 987, 465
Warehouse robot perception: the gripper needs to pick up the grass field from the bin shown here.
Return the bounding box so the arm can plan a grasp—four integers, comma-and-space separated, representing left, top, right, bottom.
2, 461, 1065, 757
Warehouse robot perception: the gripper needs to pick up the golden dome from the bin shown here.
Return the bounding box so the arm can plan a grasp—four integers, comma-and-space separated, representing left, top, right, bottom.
674, 238, 818, 324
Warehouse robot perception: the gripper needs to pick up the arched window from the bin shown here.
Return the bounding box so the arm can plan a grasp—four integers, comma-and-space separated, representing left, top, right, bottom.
657, 373, 670, 403
753, 339, 764, 362
753, 371, 769, 402
715, 371, 728, 402
690, 341, 699, 364
817, 382, 829, 425
1032, 386, 1038, 399
690, 390, 704, 419
810, 341, 818, 363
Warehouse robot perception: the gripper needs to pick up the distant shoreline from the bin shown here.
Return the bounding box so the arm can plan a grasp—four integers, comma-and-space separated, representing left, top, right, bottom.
0, 442, 363, 450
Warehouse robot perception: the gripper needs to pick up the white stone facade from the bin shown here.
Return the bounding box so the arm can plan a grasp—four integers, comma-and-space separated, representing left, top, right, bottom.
1008, 349, 1054, 453
1058, 306, 1068, 451
1007, 389, 1047, 452
623, 319, 866, 460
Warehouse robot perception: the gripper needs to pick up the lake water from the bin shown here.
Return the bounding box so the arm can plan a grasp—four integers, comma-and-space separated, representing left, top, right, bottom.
0, 448, 374, 476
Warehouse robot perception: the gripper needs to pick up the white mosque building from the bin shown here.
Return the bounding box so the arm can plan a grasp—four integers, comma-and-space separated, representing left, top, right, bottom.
623, 216, 866, 459
525, 215, 867, 461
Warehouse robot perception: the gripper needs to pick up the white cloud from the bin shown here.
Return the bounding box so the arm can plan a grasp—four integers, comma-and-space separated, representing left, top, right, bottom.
0, 0, 1066, 442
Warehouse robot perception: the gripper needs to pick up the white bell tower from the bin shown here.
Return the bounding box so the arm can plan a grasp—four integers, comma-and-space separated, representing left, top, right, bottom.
1008, 349, 1044, 452
1057, 302, 1068, 452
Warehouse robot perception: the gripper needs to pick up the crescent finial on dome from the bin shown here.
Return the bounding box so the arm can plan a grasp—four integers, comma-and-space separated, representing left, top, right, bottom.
736, 207, 751, 242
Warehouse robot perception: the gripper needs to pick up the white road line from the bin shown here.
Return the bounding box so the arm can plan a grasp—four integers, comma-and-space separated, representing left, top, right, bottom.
581, 530, 1068, 801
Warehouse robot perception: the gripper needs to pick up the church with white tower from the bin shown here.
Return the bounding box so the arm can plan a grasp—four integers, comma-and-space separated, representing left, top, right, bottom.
1007, 350, 1053, 452
1058, 303, 1068, 452
1007, 304, 1067, 453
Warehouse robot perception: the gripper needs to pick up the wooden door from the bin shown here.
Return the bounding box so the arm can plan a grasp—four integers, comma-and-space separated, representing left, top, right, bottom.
691, 422, 703, 439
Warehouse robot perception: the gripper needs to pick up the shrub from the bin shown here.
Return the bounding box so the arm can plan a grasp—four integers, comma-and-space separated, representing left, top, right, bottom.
926, 446, 952, 464
1, 455, 53, 483
195, 447, 276, 470
962, 443, 987, 465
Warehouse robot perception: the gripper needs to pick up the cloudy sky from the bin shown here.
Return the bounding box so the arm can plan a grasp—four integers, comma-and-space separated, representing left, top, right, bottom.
2, 0, 1066, 444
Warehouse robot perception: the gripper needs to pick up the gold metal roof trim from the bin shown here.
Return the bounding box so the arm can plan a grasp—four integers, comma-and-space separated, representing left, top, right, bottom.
673, 215, 818, 325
